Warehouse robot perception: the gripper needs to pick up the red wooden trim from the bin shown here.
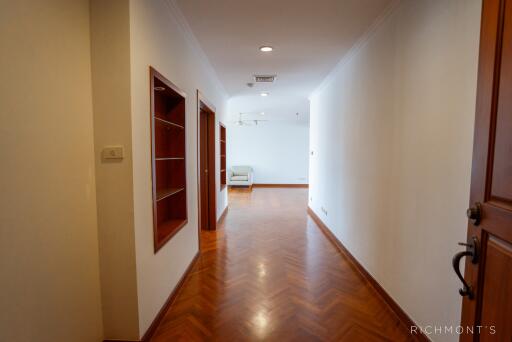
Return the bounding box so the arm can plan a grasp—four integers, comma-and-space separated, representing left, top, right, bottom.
140, 252, 200, 342
196, 90, 217, 234
252, 184, 309, 188
150, 66, 188, 253
207, 107, 216, 231
153, 220, 188, 252
149, 66, 187, 98
217, 206, 228, 223
307, 207, 430, 342
196, 91, 201, 249
219, 122, 227, 189
102, 253, 199, 342
461, 0, 502, 331
198, 91, 216, 112
150, 67, 158, 251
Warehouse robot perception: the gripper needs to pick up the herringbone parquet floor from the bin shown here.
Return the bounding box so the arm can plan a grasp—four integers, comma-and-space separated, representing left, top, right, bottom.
150, 188, 413, 341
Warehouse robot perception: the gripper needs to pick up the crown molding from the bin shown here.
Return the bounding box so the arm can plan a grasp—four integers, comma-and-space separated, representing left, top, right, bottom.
309, 0, 401, 100
164, 0, 229, 100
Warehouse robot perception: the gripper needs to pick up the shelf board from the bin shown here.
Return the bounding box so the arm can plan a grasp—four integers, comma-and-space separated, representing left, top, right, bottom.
155, 117, 184, 130
157, 219, 187, 242
156, 187, 185, 201
155, 157, 184, 161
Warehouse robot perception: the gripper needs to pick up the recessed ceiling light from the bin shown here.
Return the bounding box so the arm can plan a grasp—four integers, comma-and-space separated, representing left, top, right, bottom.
259, 46, 273, 52
260, 92, 269, 97
260, 112, 265, 115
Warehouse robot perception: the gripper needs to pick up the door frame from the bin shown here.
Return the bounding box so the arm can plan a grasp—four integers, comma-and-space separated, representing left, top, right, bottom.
196, 90, 217, 240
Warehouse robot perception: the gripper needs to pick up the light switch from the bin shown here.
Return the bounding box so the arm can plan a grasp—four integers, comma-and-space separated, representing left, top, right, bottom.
102, 146, 124, 160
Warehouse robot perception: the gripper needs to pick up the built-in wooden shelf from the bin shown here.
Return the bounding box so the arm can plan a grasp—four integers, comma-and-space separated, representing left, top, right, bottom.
155, 117, 185, 130
157, 219, 187, 241
150, 67, 188, 253
155, 157, 184, 161
156, 187, 185, 201
220, 123, 227, 190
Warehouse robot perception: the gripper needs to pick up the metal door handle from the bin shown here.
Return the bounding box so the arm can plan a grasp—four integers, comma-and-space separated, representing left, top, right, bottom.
466, 203, 482, 225
452, 237, 479, 299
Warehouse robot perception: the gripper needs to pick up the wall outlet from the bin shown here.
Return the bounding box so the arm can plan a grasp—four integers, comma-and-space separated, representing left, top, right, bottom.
321, 206, 328, 215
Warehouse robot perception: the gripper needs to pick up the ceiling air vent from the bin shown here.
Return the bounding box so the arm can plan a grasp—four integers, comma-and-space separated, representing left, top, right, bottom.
254, 75, 276, 83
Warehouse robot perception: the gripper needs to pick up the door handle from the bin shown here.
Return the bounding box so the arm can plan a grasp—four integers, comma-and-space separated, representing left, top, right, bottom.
452, 237, 479, 299
466, 202, 482, 226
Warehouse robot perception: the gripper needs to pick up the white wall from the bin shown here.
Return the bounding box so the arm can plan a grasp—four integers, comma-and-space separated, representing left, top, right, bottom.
308, 1, 481, 341
228, 122, 310, 184
0, 1, 104, 341
129, 0, 228, 335
227, 94, 310, 184
90, 0, 140, 339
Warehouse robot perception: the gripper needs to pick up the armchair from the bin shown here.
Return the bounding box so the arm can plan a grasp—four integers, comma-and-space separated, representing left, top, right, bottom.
228, 166, 253, 189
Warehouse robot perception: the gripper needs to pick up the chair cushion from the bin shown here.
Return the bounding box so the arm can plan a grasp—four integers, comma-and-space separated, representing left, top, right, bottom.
231, 166, 253, 176
231, 175, 248, 181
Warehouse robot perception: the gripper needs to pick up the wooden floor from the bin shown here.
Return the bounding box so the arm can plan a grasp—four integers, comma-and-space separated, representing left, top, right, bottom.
150, 188, 412, 341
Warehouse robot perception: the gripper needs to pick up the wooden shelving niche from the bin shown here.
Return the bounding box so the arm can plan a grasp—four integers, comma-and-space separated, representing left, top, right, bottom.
220, 123, 227, 189
150, 67, 187, 252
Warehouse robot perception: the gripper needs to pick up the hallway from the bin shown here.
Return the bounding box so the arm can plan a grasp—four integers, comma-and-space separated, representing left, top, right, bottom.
2, 1, 492, 341
151, 188, 411, 341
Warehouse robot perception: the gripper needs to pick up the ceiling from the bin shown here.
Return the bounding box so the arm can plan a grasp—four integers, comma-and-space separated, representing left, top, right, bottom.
175, 0, 392, 98
228, 94, 310, 126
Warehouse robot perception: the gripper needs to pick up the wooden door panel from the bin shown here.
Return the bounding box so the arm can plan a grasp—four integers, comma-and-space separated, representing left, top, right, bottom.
479, 236, 512, 341
468, 0, 501, 204
198, 104, 217, 231
200, 109, 209, 230
460, 0, 512, 340
490, 0, 512, 207
481, 204, 512, 242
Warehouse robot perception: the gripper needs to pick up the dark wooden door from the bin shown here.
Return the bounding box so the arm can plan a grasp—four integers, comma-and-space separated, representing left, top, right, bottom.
199, 109, 210, 230
458, 0, 512, 340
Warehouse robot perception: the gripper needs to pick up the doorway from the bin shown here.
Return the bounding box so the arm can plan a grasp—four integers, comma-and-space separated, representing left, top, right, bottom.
197, 91, 217, 232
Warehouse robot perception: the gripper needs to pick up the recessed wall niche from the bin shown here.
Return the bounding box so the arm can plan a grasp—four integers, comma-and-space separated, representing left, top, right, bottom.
150, 67, 187, 252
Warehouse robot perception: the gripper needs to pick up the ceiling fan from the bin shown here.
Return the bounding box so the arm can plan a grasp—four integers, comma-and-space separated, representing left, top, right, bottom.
230, 113, 268, 126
